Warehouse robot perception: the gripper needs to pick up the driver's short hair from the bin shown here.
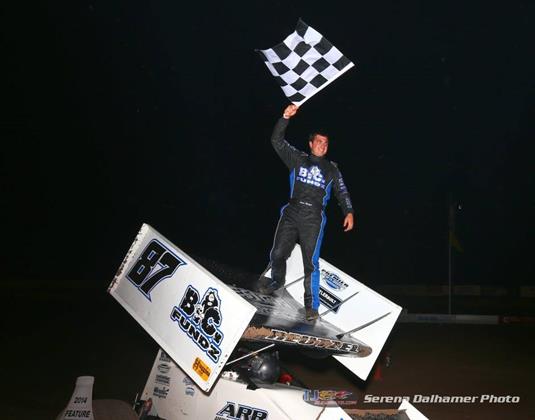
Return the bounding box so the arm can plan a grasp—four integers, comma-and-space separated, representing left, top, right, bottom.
308, 131, 329, 142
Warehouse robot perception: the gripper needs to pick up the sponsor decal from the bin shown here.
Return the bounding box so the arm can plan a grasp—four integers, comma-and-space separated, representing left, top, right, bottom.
304, 389, 357, 407
171, 285, 224, 363
319, 287, 342, 313
262, 328, 365, 355
155, 374, 170, 386
337, 176, 348, 193
157, 363, 170, 374
321, 269, 348, 291
183, 377, 195, 396
215, 402, 268, 420
127, 239, 186, 300
297, 165, 326, 189
159, 351, 172, 363
192, 357, 211, 381
153, 386, 169, 399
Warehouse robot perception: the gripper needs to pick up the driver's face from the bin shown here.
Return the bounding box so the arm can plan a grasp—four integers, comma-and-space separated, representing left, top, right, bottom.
309, 135, 329, 157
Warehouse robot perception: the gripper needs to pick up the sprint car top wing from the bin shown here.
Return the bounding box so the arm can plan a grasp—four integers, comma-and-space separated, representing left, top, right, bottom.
263, 245, 403, 380
108, 224, 256, 392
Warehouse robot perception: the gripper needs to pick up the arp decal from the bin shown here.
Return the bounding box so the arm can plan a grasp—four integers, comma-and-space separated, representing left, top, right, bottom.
171, 285, 224, 363
321, 269, 348, 291
127, 239, 185, 300
215, 402, 268, 420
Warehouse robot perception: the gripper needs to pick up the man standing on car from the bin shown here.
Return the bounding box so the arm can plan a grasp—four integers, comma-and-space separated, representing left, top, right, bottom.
259, 104, 355, 321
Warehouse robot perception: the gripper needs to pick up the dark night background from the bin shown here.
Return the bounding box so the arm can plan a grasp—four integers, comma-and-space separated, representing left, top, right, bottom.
2, 1, 534, 294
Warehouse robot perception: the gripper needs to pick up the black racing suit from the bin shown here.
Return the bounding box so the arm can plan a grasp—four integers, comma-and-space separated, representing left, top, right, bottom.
269, 117, 353, 310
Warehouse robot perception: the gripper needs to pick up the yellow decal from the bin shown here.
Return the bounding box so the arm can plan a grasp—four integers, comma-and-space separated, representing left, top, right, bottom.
192, 357, 211, 381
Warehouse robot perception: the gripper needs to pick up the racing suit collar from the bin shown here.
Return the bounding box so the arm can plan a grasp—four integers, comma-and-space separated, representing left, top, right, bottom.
309, 153, 324, 162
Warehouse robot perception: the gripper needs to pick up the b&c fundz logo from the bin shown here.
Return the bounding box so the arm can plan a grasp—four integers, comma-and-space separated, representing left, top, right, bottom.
297, 165, 326, 189
127, 239, 185, 300
215, 402, 268, 420
171, 286, 224, 363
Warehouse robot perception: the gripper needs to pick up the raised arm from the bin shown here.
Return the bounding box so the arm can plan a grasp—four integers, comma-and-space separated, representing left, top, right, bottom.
271, 104, 304, 168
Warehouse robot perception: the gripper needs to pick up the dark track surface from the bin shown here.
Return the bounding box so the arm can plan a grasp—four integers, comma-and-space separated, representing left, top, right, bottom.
4, 281, 535, 420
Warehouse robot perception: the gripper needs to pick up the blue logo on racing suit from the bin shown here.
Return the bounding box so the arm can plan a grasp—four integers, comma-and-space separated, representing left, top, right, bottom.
297, 165, 326, 189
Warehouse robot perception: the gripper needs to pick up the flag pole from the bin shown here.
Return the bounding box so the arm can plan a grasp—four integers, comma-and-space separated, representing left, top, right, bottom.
448, 223, 452, 315
448, 195, 453, 315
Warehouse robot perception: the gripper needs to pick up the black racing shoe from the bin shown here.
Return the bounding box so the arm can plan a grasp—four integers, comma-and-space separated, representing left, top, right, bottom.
257, 279, 283, 295
305, 307, 319, 322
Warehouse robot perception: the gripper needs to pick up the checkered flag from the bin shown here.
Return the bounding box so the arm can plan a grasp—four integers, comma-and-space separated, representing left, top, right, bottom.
256, 19, 354, 105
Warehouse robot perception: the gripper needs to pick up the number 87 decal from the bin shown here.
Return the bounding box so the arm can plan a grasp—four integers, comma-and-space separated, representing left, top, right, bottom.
127, 239, 185, 300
